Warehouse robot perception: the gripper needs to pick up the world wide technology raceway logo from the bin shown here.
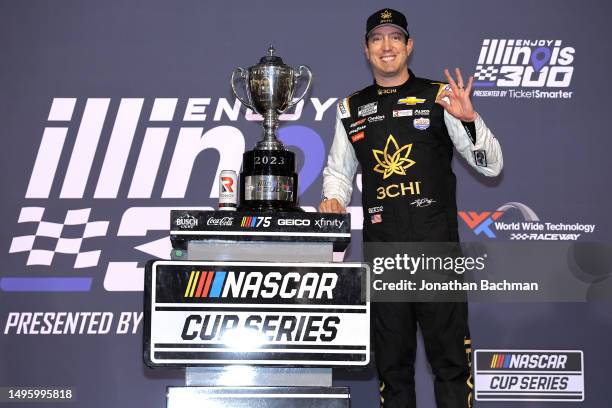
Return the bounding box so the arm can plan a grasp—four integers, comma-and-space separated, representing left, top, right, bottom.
2, 97, 334, 293
472, 39, 575, 99
459, 202, 596, 240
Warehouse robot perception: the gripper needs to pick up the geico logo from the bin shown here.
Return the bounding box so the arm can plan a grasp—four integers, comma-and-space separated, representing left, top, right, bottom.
507, 354, 568, 369
376, 182, 422, 200
222, 271, 337, 299
277, 219, 311, 226
181, 313, 340, 342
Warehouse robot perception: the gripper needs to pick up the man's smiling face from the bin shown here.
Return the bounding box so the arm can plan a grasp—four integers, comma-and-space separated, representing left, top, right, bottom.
365, 25, 413, 83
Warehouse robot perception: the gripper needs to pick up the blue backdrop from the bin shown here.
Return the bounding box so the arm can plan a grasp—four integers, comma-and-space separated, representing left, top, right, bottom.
1, 1, 610, 407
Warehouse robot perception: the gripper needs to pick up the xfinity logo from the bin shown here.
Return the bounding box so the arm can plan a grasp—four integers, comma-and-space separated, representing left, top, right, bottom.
315, 218, 345, 229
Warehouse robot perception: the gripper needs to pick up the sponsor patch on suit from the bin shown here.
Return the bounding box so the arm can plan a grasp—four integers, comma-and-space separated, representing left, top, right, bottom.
413, 117, 430, 130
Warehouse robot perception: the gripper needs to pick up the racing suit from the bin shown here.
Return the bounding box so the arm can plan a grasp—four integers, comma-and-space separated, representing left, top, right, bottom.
322, 70, 503, 408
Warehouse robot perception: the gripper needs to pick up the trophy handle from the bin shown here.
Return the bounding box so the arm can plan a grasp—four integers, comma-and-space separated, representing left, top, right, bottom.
286, 65, 313, 110
231, 67, 256, 111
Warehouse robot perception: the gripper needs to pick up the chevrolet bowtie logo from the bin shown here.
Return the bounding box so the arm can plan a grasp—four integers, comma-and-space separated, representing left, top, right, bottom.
380, 10, 392, 19
373, 135, 415, 179
398, 96, 426, 105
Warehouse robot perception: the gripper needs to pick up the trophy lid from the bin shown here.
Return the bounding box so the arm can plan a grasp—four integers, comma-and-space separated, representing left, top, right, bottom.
256, 46, 286, 66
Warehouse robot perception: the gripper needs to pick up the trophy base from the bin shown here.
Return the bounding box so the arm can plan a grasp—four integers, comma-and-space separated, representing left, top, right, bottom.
240, 149, 300, 211
238, 200, 304, 212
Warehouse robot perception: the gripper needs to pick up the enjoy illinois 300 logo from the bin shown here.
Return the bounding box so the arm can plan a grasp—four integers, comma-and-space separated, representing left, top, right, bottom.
3, 97, 333, 293
472, 39, 576, 99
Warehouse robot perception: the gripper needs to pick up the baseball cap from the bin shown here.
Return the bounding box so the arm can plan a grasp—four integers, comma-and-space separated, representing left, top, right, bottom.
365, 8, 409, 40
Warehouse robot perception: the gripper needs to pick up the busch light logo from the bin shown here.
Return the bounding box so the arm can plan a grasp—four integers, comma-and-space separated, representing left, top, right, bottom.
176, 214, 198, 228
472, 39, 575, 99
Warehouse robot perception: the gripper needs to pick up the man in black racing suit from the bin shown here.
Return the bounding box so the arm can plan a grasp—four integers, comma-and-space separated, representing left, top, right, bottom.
319, 8, 503, 408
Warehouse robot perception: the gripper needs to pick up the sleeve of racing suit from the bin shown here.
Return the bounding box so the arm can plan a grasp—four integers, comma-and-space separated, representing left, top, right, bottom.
321, 105, 358, 208
444, 110, 503, 176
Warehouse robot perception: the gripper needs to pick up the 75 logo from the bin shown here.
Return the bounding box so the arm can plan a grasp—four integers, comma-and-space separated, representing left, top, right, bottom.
240, 216, 271, 228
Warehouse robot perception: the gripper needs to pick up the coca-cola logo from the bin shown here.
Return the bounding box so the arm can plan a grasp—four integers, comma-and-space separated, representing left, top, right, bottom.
206, 216, 234, 226
176, 214, 198, 228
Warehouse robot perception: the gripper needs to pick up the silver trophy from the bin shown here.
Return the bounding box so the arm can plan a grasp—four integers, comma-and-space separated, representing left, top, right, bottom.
232, 46, 312, 150
231, 47, 312, 211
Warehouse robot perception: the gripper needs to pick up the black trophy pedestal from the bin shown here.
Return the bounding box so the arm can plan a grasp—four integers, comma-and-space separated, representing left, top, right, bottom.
240, 149, 301, 212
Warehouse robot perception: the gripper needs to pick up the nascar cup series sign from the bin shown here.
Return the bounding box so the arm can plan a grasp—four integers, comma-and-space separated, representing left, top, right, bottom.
474, 350, 584, 401
144, 261, 369, 366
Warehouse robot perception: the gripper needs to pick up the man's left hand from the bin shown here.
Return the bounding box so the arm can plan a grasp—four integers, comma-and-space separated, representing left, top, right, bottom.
435, 67, 477, 122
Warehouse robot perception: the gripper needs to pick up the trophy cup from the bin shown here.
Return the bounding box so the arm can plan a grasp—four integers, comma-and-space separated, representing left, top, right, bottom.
231, 46, 312, 211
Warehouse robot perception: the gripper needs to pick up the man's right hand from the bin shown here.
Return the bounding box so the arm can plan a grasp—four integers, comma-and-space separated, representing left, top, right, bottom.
319, 198, 346, 213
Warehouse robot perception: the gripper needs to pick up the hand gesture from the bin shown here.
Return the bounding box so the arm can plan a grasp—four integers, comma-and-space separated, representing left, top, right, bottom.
319, 198, 346, 214
435, 68, 477, 122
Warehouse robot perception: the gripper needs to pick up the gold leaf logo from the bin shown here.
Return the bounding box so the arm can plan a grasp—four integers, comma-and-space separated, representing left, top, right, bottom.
380, 10, 393, 19
372, 135, 415, 179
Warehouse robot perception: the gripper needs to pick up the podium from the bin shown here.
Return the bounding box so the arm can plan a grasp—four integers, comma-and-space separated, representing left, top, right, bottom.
144, 210, 370, 407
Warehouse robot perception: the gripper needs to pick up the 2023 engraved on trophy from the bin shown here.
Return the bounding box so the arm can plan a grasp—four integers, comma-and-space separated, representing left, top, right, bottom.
231, 46, 312, 212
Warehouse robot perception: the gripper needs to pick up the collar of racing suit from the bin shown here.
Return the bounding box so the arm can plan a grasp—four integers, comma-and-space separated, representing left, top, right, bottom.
373, 69, 416, 96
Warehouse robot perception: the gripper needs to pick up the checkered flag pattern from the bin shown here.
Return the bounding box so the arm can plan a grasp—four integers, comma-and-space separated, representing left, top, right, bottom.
474, 65, 499, 81
9, 207, 109, 268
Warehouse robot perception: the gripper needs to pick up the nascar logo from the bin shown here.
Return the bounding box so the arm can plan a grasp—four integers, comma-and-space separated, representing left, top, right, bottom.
184, 270, 338, 299
184, 271, 227, 298
489, 353, 567, 369
490, 353, 511, 369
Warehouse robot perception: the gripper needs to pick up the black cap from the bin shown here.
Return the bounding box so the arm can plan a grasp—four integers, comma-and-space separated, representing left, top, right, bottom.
365, 8, 409, 40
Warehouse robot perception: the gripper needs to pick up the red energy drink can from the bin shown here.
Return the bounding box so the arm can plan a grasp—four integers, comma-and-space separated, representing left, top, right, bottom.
219, 170, 238, 210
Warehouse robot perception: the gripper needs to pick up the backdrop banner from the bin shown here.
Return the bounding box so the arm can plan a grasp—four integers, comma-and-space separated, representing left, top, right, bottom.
1, 1, 610, 407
